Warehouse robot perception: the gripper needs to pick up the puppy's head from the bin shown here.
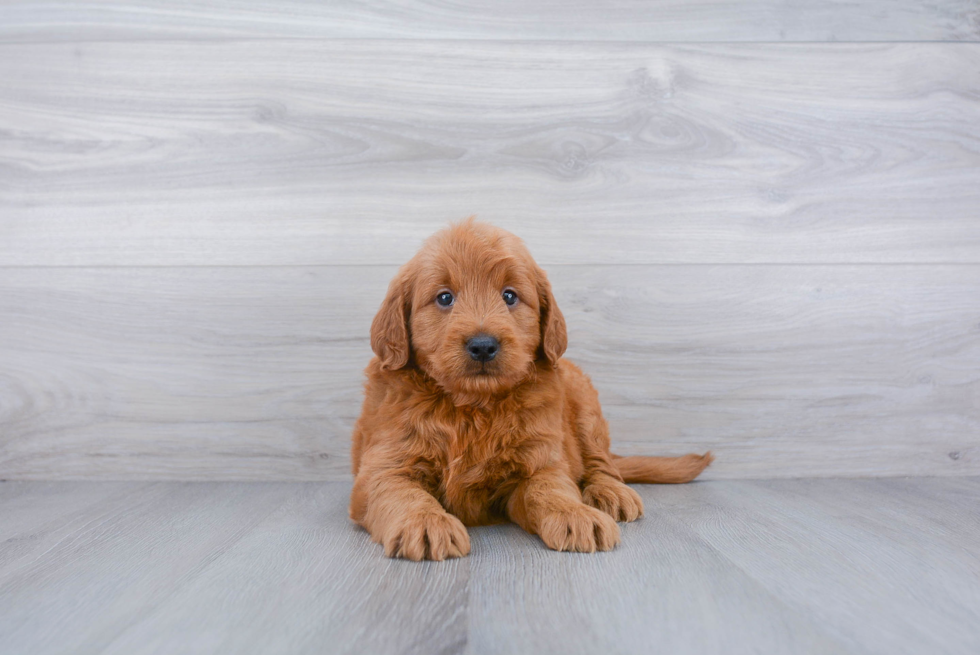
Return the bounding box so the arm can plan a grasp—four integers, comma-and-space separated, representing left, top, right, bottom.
370, 219, 566, 399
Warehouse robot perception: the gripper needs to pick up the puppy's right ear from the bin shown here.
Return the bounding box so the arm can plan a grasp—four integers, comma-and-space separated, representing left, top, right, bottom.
370, 267, 412, 370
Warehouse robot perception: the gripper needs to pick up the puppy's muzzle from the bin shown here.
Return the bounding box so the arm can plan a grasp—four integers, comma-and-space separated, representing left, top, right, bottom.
466, 334, 499, 362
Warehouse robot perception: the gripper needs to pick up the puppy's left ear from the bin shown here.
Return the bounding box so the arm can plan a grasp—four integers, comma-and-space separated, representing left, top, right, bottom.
536, 266, 567, 365
370, 266, 412, 370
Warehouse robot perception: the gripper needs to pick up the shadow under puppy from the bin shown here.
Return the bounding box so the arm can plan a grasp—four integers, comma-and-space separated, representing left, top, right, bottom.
350, 219, 712, 560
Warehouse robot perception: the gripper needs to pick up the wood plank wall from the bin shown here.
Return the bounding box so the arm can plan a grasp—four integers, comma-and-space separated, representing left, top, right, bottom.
1, 2, 978, 480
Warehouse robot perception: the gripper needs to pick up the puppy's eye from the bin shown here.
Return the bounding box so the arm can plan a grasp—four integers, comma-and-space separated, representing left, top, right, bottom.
502, 289, 518, 306
436, 291, 455, 307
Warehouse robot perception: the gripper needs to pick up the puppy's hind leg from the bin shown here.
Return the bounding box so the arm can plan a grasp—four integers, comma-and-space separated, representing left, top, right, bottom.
575, 408, 644, 523
559, 363, 644, 522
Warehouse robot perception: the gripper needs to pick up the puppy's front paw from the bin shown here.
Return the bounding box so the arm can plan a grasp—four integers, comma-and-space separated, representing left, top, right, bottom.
536, 504, 620, 553
377, 511, 471, 561
583, 477, 644, 522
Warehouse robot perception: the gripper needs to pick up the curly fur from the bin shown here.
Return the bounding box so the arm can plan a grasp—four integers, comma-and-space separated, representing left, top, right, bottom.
350, 219, 712, 560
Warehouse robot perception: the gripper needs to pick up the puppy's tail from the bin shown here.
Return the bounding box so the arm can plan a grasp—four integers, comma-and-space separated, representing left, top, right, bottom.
611, 452, 713, 484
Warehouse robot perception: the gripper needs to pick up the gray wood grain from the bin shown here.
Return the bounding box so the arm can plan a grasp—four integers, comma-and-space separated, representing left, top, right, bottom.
1, 265, 977, 481
0, 482, 138, 572
467, 517, 851, 655
645, 479, 980, 654
2, 5, 978, 485
1, 0, 978, 42
97, 483, 468, 655
759, 477, 980, 573
2, 41, 979, 266
0, 482, 297, 654
1, 479, 978, 654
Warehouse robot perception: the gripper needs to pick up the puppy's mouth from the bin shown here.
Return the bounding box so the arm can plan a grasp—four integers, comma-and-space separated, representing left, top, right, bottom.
471, 362, 496, 376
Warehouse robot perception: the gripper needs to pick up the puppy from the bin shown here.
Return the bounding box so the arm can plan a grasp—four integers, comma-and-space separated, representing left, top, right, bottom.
350, 219, 711, 560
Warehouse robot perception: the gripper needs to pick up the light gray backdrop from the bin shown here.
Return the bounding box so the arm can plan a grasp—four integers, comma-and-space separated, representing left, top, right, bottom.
1, 1, 978, 480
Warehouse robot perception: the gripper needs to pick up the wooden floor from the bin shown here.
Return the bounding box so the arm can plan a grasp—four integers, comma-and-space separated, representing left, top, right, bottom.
1, 477, 978, 655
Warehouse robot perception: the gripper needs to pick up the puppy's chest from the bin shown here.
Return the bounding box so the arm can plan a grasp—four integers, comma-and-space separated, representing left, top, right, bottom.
436, 413, 544, 525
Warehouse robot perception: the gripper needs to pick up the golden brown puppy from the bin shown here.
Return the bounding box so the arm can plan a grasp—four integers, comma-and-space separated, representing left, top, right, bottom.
350, 219, 712, 560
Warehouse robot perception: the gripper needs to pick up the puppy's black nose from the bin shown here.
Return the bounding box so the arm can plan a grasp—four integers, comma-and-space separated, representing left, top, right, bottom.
466, 334, 499, 362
